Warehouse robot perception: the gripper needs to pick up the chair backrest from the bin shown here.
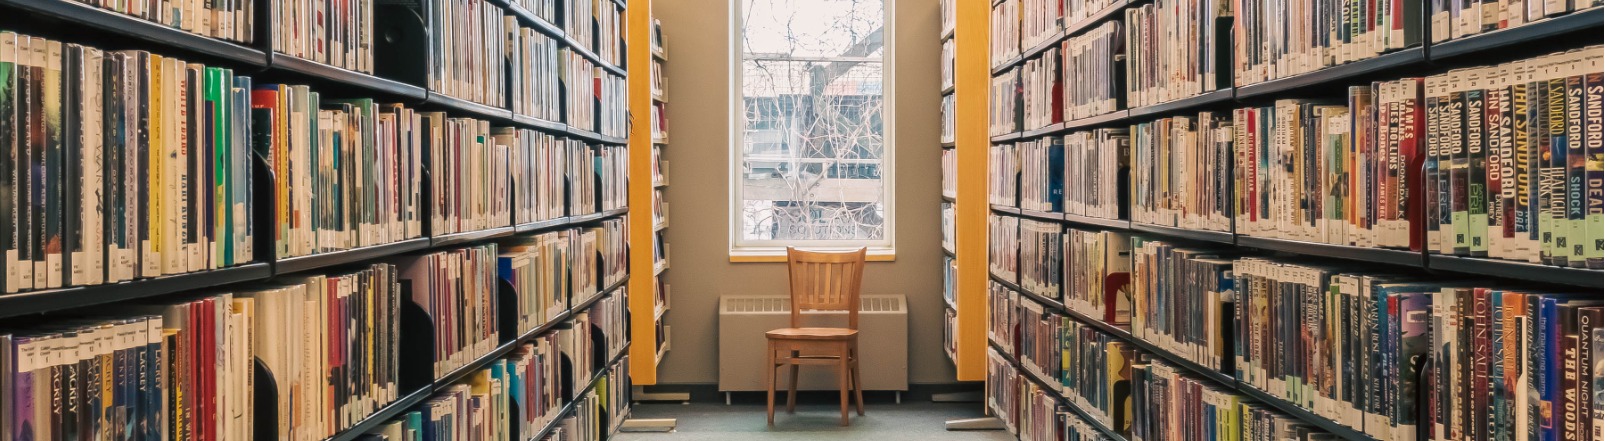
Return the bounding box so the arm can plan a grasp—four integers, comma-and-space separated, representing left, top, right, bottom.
784, 247, 867, 330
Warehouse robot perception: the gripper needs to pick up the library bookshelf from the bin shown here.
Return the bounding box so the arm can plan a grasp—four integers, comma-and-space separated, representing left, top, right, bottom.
0, 0, 637, 440
959, 0, 1604, 438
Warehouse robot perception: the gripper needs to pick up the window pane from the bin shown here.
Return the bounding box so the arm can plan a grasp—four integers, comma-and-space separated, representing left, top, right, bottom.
738, 0, 889, 244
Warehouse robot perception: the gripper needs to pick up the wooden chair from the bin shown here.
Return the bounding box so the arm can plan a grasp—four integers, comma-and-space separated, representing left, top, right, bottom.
766, 247, 867, 427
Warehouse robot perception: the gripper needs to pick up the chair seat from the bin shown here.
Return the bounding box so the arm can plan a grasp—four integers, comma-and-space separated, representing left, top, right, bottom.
766, 327, 859, 341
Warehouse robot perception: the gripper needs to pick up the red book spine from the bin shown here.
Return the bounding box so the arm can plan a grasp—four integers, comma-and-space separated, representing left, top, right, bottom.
1402, 79, 1427, 251
1473, 288, 1493, 441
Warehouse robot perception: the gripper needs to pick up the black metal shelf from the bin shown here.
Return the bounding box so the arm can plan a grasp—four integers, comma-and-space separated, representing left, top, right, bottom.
941, 84, 955, 96
1061, 110, 1131, 131
1233, 384, 1378, 441
325, 385, 435, 441
573, 207, 630, 224
1126, 88, 1236, 119
999, 278, 1366, 440
941, 194, 956, 202
1019, 30, 1065, 63
0, 0, 268, 67
273, 237, 433, 277
989, 131, 1022, 143
1235, 47, 1426, 99
990, 204, 1023, 216
511, 113, 570, 134
940, 141, 956, 149
1020, 122, 1064, 139
0, 262, 272, 319
941, 27, 955, 42
1017, 208, 1066, 223
573, 277, 629, 313
1129, 222, 1235, 244
1428, 8, 1603, 61
988, 340, 1130, 441
568, 126, 628, 145
516, 216, 573, 233
264, 53, 428, 102
1426, 254, 1603, 289
1064, 0, 1132, 38
423, 92, 514, 122
1236, 236, 1425, 268
498, 1, 566, 40
565, 37, 627, 77
1062, 214, 1130, 230
430, 226, 517, 248
990, 54, 1021, 76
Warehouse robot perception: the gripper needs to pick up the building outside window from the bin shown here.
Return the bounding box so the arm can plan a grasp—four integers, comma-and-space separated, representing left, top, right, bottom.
733, 0, 894, 255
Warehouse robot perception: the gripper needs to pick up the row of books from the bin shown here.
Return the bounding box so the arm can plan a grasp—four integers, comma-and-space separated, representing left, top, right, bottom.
1064, 130, 1129, 220
1131, 113, 1233, 232
569, 291, 628, 383
500, 230, 574, 335
650, 145, 665, 185
427, 117, 512, 235
1122, 0, 1230, 108
0, 33, 256, 293
991, 281, 1019, 354
988, 347, 1024, 434
76, 0, 254, 44
369, 333, 564, 441
1425, 47, 1601, 267
1021, 47, 1061, 133
570, 218, 628, 303
941, 39, 955, 93
991, 0, 1023, 66
989, 214, 1021, 282
1064, 229, 1132, 325
941, 147, 957, 197
1430, 0, 1599, 43
273, 0, 369, 72
253, 89, 425, 259
932, 194, 951, 250
1020, 0, 1062, 52
429, 0, 509, 109
1019, 219, 1064, 299
1232, 257, 1604, 440
510, 25, 562, 122
1232, 0, 1422, 87
991, 70, 1021, 136
990, 21, 1125, 134
1233, 85, 1417, 249
565, 356, 630, 441
1135, 360, 1346, 441
997, 280, 1352, 441
513, 0, 561, 23
404, 245, 501, 378
1130, 237, 1234, 372
941, 94, 956, 144
0, 262, 402, 441
991, 143, 1022, 205
592, 0, 623, 67
505, 128, 571, 225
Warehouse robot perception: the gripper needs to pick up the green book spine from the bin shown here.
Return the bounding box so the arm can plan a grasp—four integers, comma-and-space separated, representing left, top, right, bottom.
1468, 88, 1490, 257
1450, 88, 1471, 255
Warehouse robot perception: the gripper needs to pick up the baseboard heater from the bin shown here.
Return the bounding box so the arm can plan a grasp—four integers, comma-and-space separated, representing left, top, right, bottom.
718, 294, 908, 392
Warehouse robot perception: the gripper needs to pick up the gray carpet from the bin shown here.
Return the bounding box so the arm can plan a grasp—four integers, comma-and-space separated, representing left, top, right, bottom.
614, 401, 1015, 440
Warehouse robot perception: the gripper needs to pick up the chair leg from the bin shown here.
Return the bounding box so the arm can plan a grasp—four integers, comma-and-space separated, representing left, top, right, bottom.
787, 351, 799, 414
851, 347, 864, 416
838, 342, 850, 426
766, 345, 776, 426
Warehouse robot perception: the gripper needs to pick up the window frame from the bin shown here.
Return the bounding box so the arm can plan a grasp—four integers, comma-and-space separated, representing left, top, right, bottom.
727, 0, 898, 259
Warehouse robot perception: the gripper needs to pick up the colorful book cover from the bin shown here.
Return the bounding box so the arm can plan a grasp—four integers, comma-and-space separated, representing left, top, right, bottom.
1450, 87, 1472, 256
1512, 74, 1536, 262
1545, 77, 1568, 267
1564, 74, 1586, 268
1585, 71, 1603, 270
1468, 86, 1490, 257
0, 32, 16, 294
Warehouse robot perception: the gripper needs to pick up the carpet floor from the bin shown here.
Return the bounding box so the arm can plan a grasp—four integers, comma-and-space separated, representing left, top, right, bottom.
612, 401, 1014, 440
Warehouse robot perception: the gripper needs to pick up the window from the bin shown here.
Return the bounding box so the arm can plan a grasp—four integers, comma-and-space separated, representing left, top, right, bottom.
733, 0, 894, 255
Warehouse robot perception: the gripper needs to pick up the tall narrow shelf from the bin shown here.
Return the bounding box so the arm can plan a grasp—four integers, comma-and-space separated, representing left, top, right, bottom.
944, 0, 989, 383
0, 0, 637, 440
963, 0, 1603, 438
629, 4, 671, 386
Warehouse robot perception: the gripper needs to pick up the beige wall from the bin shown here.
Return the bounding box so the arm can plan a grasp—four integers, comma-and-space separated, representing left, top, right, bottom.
654, 0, 951, 384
